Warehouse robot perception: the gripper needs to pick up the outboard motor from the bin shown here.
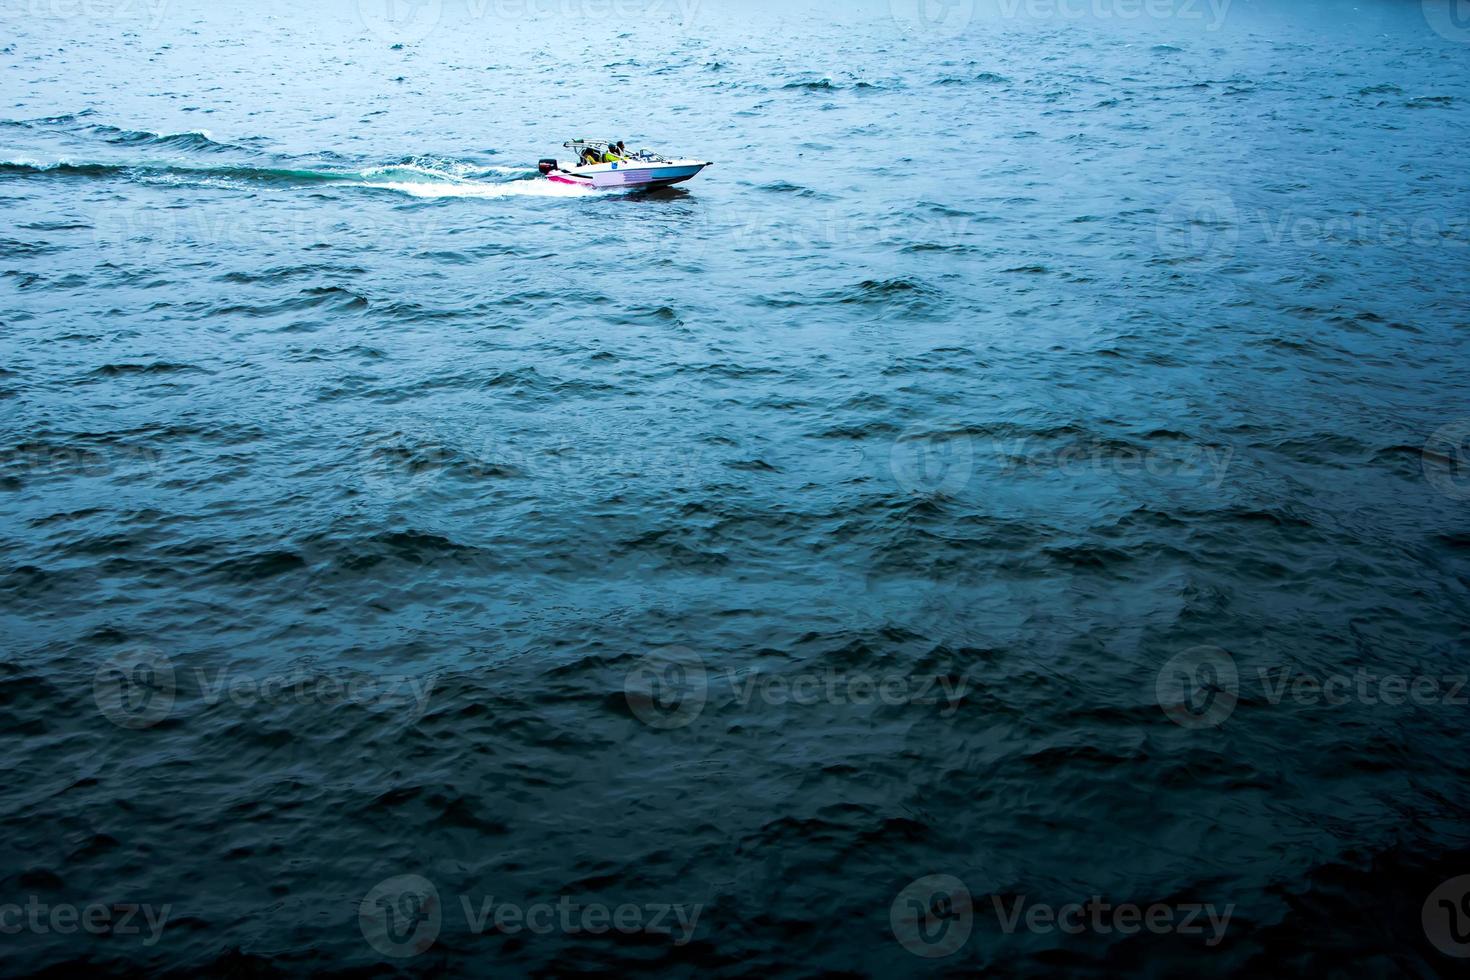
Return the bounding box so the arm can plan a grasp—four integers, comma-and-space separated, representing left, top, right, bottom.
538, 158, 557, 176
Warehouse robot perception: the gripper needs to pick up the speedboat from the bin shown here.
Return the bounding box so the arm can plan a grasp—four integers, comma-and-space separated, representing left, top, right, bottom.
538, 140, 712, 190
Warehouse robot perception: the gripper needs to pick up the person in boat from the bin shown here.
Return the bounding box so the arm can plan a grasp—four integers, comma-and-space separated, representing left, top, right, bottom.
600, 141, 623, 163
579, 145, 601, 166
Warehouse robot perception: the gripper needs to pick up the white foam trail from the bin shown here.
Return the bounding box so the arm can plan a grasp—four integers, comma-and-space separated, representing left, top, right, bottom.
7, 150, 592, 200
356, 163, 473, 182
135, 172, 240, 189
350, 179, 596, 199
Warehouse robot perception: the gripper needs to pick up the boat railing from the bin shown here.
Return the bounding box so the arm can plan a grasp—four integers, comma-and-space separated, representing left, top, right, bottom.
562, 140, 668, 164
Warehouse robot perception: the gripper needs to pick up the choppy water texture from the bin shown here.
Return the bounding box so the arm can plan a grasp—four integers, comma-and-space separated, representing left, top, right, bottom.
3, 0, 1470, 974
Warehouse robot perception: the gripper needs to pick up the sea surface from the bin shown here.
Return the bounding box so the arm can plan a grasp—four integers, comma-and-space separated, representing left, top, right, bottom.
2, 0, 1469, 974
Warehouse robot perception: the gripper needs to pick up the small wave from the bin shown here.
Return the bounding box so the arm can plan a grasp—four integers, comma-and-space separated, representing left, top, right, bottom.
4, 109, 98, 128
0, 113, 248, 152
783, 79, 838, 91
18, 221, 91, 235
920, 202, 974, 218
610, 305, 682, 326
847, 278, 932, 297
823, 278, 942, 317
90, 362, 203, 378
1, 160, 114, 177
0, 238, 66, 257
901, 242, 976, 255
757, 180, 819, 198
82, 124, 244, 154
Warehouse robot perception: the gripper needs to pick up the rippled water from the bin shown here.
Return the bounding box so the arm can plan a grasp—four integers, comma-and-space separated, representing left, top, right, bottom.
3, 0, 1470, 974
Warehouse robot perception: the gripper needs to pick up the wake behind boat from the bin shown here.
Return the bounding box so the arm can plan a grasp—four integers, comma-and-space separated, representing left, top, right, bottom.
538, 140, 711, 190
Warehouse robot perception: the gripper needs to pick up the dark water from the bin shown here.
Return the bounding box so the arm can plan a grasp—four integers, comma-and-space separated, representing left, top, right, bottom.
3, 0, 1470, 974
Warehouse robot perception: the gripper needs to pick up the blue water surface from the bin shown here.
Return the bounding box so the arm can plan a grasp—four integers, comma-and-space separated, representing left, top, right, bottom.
2, 0, 1469, 974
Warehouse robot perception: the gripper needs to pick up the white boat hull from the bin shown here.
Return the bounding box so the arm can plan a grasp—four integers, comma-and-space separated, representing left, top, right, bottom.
546, 158, 711, 190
